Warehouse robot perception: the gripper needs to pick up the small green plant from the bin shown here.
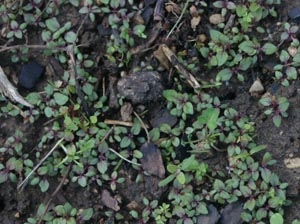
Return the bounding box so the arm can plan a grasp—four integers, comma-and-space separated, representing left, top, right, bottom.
25, 202, 93, 224
259, 95, 289, 127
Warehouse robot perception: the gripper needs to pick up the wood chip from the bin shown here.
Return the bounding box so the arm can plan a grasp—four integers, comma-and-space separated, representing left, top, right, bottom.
161, 44, 201, 89
0, 66, 33, 107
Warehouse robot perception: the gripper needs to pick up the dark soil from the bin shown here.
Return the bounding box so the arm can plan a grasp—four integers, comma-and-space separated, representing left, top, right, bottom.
1, 0, 300, 223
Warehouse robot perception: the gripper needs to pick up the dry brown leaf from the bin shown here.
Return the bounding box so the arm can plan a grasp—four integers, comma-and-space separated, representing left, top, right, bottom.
191, 16, 201, 31
153, 45, 172, 70
209, 14, 225, 25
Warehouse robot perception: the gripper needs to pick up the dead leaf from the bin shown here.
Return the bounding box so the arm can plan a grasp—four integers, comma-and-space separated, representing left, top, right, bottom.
153, 45, 172, 70
165, 1, 181, 15
191, 16, 201, 31
101, 190, 120, 211
140, 142, 165, 178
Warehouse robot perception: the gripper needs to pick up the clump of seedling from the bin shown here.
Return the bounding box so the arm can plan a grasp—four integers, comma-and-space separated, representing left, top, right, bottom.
259, 95, 289, 127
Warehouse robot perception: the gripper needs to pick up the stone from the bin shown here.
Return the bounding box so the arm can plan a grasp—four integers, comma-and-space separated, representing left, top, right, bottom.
288, 7, 300, 21
19, 61, 44, 89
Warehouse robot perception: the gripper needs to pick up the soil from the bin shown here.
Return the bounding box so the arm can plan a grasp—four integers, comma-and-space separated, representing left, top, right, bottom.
1, 0, 300, 223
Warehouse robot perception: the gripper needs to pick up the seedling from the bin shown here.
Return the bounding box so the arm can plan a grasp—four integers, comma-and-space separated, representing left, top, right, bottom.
259, 96, 289, 127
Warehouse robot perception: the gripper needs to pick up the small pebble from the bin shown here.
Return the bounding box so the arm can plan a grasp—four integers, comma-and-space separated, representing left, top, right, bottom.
249, 78, 264, 96
19, 61, 44, 89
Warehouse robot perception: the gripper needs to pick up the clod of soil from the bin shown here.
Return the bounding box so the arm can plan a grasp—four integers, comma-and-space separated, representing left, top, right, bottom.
150, 108, 178, 128
140, 142, 165, 178
117, 71, 163, 104
18, 61, 44, 89
220, 202, 243, 224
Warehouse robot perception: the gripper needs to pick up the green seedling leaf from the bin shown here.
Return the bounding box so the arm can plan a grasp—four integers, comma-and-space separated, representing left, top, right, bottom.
270, 213, 283, 224
163, 89, 177, 102
213, 1, 223, 8
286, 66, 297, 79
176, 171, 185, 184
216, 68, 232, 81
39, 179, 49, 192
250, 145, 266, 155
78, 176, 87, 187
69, 0, 79, 6
227, 2, 236, 9
239, 40, 257, 55
279, 50, 290, 62
183, 102, 194, 114
167, 164, 178, 173
241, 212, 252, 222
273, 115, 282, 127
244, 198, 255, 211
159, 174, 175, 187
26, 92, 41, 105
216, 51, 228, 66
262, 43, 278, 55
261, 168, 272, 183
213, 179, 225, 191
120, 136, 131, 148
97, 160, 108, 174
45, 17, 60, 32
54, 92, 68, 105
64, 31, 77, 43
259, 97, 272, 106
278, 97, 289, 112
256, 208, 267, 220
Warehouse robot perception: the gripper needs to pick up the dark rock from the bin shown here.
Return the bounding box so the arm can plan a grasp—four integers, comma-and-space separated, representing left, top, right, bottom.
19, 61, 44, 89
220, 202, 243, 224
288, 7, 300, 21
117, 71, 163, 104
197, 204, 220, 224
151, 108, 177, 128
